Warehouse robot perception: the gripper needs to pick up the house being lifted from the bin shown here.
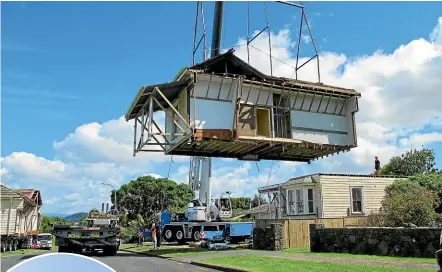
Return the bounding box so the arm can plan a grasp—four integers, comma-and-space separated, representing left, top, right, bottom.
125, 48, 360, 162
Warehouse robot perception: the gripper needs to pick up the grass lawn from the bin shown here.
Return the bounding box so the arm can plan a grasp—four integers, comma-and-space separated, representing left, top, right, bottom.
201, 255, 434, 272
282, 248, 437, 264
0, 248, 46, 258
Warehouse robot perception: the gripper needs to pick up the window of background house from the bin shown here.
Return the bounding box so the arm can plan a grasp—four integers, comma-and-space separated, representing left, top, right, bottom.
296, 189, 304, 214
307, 189, 314, 214
288, 189, 295, 215
350, 187, 363, 213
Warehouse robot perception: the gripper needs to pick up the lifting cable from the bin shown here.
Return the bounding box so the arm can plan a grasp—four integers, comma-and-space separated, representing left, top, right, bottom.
245, 1, 274, 76
264, 2, 273, 76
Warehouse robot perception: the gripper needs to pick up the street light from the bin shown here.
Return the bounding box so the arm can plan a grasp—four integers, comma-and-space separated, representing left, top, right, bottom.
102, 182, 117, 212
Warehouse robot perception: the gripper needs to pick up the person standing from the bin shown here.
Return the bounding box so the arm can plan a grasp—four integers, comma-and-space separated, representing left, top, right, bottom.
155, 222, 161, 249
374, 156, 380, 176
151, 223, 157, 249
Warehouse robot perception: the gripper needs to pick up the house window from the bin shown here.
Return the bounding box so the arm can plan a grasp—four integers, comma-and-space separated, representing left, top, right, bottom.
295, 189, 304, 214
287, 189, 295, 214
286, 188, 315, 216
307, 189, 314, 214
350, 187, 363, 214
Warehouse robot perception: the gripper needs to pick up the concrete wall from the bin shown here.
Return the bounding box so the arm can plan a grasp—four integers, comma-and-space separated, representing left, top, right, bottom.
310, 224, 441, 258
319, 175, 402, 218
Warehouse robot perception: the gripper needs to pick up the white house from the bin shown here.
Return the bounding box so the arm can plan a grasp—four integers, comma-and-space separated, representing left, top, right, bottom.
257, 173, 406, 219
125, 49, 361, 163
0, 185, 42, 236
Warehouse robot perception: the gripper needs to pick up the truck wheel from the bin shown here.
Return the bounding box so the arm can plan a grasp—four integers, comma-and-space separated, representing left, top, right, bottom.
192, 230, 201, 242
174, 229, 186, 245
103, 246, 117, 256
162, 227, 174, 243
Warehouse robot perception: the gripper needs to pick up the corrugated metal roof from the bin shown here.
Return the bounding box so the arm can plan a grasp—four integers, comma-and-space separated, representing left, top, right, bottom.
125, 77, 194, 121
190, 49, 361, 97
289, 173, 408, 181
0, 185, 41, 206
0, 185, 23, 198
258, 173, 407, 191
16, 189, 34, 199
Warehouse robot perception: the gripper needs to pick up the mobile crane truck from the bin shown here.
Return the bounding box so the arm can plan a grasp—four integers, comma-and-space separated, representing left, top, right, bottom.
158, 157, 254, 245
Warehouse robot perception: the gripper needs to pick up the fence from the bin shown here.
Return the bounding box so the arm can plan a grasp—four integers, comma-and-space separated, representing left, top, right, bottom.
255, 216, 367, 248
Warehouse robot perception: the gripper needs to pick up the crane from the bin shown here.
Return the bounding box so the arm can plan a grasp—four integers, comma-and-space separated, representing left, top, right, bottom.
186, 156, 232, 222
184, 2, 233, 223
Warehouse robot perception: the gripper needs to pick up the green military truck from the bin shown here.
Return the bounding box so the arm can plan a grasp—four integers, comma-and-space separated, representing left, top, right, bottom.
53, 204, 120, 255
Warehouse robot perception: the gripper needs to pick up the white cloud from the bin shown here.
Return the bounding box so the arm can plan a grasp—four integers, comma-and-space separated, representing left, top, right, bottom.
64, 193, 80, 202
45, 197, 61, 205
233, 16, 442, 174
399, 132, 442, 148
2, 16, 442, 214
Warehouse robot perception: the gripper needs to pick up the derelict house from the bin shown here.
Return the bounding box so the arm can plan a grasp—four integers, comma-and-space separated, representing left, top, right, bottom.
125, 49, 360, 163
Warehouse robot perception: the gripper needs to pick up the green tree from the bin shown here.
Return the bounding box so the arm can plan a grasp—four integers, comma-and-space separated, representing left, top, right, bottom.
231, 197, 252, 210
40, 216, 70, 233
381, 148, 438, 176
408, 173, 442, 213
114, 176, 194, 223
381, 180, 437, 227
251, 194, 267, 208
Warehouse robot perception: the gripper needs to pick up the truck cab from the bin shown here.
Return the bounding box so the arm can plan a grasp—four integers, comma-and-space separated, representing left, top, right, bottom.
36, 233, 53, 250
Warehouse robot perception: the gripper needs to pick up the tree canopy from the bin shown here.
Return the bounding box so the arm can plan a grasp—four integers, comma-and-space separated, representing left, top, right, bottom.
367, 148, 442, 227
40, 216, 70, 233
381, 179, 438, 227
381, 148, 438, 176
113, 176, 194, 224
229, 194, 268, 210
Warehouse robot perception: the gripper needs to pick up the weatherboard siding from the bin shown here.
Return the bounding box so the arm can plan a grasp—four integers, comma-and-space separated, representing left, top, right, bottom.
0, 198, 22, 235
320, 175, 401, 218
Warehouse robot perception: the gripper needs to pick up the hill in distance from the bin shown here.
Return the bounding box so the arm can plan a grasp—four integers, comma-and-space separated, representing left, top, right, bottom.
64, 212, 88, 222
43, 213, 69, 218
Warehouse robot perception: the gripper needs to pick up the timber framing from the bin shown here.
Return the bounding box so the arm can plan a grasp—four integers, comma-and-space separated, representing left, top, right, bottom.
125, 49, 360, 162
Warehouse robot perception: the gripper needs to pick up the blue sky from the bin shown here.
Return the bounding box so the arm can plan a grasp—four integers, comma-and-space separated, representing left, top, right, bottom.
2, 1, 442, 214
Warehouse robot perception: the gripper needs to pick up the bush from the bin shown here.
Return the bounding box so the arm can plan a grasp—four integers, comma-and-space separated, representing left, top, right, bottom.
363, 211, 385, 227
381, 180, 437, 227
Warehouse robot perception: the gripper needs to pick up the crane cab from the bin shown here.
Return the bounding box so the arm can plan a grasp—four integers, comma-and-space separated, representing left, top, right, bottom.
216, 192, 232, 219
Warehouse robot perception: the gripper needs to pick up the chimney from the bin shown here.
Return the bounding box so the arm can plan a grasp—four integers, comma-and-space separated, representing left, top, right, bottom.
101, 203, 105, 213
106, 203, 109, 213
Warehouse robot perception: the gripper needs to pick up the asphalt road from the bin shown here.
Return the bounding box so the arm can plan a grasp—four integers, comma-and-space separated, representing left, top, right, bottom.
1, 251, 220, 272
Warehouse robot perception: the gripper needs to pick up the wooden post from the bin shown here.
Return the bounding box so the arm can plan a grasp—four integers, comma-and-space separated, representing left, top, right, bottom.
7, 198, 12, 235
